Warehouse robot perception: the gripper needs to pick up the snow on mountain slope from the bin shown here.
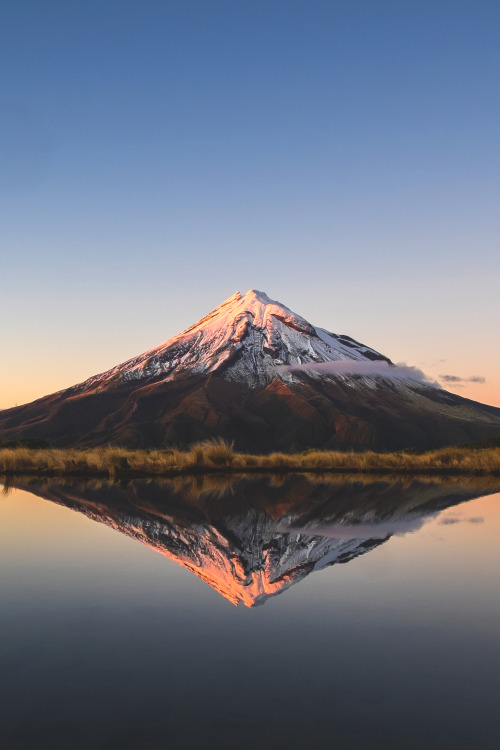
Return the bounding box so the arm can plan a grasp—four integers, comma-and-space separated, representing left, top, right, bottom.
81, 289, 390, 391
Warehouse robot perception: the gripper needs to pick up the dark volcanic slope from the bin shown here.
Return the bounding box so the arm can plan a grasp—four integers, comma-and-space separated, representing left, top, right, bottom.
2, 290, 500, 450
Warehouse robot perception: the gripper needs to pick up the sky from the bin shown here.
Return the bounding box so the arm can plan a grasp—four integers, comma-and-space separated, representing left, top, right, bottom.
1, 0, 499, 409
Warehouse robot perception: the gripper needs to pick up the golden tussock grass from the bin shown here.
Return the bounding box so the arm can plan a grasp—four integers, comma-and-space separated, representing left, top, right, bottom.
1, 442, 500, 478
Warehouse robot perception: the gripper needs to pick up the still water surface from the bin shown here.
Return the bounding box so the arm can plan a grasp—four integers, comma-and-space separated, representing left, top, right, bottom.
1, 475, 499, 749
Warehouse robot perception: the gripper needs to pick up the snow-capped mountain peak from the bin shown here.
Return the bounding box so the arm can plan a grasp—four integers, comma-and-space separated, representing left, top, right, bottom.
82, 289, 389, 390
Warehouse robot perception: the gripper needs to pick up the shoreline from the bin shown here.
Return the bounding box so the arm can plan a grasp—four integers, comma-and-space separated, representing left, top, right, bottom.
2, 468, 500, 480
1, 443, 500, 479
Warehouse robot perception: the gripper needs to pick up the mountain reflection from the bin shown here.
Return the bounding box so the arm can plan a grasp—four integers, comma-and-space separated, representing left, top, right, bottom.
12, 474, 500, 607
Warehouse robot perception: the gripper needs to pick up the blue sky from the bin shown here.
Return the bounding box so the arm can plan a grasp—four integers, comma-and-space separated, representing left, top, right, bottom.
2, 0, 499, 407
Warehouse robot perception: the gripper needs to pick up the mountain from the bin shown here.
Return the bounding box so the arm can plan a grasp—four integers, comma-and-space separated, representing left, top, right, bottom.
12, 475, 498, 606
1, 289, 500, 450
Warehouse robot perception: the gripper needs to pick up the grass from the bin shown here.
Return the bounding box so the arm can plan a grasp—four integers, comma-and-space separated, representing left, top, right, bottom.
1, 439, 500, 478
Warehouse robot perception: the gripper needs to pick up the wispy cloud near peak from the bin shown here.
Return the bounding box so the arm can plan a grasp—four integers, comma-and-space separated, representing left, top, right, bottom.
279, 359, 438, 385
439, 374, 486, 385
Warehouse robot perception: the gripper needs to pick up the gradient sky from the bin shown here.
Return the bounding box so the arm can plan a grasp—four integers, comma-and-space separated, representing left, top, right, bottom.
2, 0, 499, 409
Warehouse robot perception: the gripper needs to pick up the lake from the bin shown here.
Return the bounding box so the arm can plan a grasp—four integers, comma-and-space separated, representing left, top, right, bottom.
1, 474, 499, 749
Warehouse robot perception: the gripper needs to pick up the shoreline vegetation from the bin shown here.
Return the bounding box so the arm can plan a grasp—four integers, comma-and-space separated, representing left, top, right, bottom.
1, 439, 500, 478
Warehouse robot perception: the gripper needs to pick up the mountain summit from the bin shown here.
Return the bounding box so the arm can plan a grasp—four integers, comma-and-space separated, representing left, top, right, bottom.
81, 289, 390, 392
1, 290, 500, 450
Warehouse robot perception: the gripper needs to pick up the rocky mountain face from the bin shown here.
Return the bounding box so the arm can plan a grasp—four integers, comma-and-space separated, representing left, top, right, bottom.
14, 475, 497, 607
1, 289, 500, 449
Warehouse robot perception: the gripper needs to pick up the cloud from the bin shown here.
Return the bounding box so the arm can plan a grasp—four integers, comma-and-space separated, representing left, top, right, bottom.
279, 359, 438, 385
277, 517, 427, 539
438, 515, 484, 526
439, 374, 486, 385
279, 512, 485, 541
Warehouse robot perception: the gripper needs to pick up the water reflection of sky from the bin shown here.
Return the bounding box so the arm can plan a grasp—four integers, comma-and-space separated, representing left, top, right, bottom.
1, 483, 499, 749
